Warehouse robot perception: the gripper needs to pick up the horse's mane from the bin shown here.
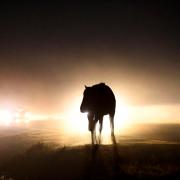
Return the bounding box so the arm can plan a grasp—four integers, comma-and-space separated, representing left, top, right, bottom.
92, 82, 106, 88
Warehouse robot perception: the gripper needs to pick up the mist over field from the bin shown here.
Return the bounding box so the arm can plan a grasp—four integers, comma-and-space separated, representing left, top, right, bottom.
0, 119, 180, 154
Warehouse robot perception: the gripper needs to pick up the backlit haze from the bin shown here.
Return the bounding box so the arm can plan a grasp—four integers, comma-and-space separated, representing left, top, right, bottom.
0, 1, 179, 134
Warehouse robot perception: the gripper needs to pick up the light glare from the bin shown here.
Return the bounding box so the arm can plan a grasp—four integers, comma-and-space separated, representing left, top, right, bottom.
0, 109, 13, 126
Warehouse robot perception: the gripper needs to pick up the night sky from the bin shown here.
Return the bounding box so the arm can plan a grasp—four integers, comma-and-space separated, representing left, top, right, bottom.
0, 1, 179, 114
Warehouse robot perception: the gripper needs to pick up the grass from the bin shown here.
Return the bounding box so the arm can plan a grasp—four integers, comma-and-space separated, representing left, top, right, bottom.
1, 143, 180, 179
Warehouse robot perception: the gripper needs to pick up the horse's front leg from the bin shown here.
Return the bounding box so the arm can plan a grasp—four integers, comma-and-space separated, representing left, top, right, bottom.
91, 118, 99, 145
91, 127, 98, 145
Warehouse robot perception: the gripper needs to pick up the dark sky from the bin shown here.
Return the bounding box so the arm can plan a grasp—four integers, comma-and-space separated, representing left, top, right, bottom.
0, 1, 179, 114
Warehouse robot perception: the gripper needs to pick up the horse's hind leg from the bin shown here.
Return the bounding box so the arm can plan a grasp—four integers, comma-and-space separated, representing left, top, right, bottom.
91, 130, 94, 145
98, 116, 103, 144
110, 114, 116, 144
99, 116, 104, 144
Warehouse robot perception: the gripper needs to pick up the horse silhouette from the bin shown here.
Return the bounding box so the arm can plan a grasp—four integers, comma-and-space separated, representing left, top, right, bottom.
80, 83, 116, 145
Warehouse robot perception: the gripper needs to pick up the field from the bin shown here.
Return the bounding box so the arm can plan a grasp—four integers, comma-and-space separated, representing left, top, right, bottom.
0, 120, 180, 179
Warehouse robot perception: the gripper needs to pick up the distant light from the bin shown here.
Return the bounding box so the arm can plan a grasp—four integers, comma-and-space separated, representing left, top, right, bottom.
15, 118, 20, 123
24, 112, 31, 119
24, 119, 30, 124
15, 112, 20, 118
0, 109, 13, 125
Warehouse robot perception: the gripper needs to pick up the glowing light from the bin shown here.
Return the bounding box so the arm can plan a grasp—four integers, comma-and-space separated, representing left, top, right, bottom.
65, 99, 88, 134
0, 109, 13, 126
115, 102, 131, 131
15, 112, 20, 118
24, 112, 32, 122
59, 96, 87, 136
63, 95, 132, 144
15, 118, 20, 124
28, 114, 48, 121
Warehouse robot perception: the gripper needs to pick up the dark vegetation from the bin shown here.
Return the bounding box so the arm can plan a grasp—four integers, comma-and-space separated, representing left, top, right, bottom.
1, 143, 180, 180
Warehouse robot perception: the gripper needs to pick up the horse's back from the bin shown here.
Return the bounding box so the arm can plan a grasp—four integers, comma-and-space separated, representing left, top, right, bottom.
92, 83, 116, 115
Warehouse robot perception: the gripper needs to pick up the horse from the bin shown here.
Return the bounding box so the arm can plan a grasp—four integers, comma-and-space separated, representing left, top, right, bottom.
80, 83, 116, 145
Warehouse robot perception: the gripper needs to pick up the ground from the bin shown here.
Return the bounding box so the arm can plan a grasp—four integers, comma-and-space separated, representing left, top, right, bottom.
0, 121, 180, 179
1, 143, 180, 179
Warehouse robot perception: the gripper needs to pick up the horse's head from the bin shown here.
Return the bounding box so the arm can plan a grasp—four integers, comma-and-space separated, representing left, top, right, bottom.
80, 85, 93, 113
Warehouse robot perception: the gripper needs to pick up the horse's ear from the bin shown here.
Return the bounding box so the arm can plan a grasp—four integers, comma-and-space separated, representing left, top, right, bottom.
85, 85, 87, 89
